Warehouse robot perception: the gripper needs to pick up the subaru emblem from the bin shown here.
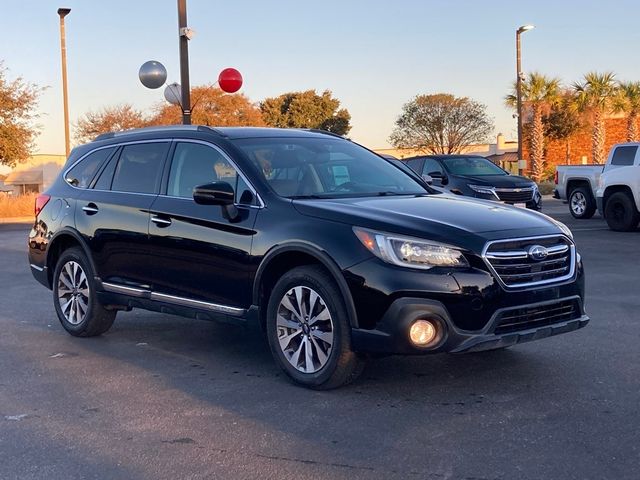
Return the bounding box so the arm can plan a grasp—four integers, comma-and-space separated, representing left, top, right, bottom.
528, 245, 549, 261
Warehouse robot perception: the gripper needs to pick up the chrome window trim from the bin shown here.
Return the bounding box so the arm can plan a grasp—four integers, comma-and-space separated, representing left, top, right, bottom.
166, 138, 265, 209
63, 139, 172, 192
481, 234, 576, 290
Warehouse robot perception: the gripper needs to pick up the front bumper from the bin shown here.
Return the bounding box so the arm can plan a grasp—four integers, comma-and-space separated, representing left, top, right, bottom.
351, 295, 589, 355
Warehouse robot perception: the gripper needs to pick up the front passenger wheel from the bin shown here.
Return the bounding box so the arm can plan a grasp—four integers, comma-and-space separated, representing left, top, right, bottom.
53, 247, 116, 336
266, 265, 365, 389
604, 192, 640, 231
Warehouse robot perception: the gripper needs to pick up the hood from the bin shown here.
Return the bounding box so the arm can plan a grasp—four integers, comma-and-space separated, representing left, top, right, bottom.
293, 194, 561, 252
455, 174, 535, 188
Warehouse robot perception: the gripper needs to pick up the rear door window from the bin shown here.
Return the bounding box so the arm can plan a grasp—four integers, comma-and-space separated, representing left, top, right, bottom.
111, 143, 169, 194
65, 147, 116, 188
406, 158, 424, 174
610, 146, 638, 166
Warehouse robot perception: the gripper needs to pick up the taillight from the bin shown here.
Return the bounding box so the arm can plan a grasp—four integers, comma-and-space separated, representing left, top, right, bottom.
554, 170, 559, 184
34, 194, 51, 217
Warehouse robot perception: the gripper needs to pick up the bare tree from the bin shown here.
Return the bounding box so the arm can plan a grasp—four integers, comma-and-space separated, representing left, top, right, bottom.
390, 94, 493, 154
75, 104, 147, 144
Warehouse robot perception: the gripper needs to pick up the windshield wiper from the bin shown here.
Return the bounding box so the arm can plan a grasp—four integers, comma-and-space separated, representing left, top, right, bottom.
374, 191, 428, 197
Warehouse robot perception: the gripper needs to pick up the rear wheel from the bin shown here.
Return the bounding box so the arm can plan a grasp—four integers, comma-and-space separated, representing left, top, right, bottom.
569, 187, 596, 219
266, 265, 365, 389
604, 192, 640, 232
53, 247, 116, 336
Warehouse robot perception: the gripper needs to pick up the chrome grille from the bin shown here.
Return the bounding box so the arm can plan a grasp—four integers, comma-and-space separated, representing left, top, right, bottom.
495, 187, 534, 203
484, 235, 575, 288
493, 299, 581, 334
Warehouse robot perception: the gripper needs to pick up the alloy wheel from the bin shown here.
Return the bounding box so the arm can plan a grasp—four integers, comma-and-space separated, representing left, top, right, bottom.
57, 260, 90, 325
571, 192, 586, 216
276, 286, 334, 373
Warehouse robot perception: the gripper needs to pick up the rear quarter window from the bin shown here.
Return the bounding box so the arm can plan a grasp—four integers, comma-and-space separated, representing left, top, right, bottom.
65, 147, 116, 188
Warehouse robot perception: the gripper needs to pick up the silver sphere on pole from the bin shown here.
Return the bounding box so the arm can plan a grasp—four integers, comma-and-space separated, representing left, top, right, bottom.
164, 83, 182, 106
139, 61, 167, 89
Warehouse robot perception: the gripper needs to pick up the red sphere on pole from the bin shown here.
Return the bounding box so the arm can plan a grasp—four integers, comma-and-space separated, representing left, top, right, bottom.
218, 68, 243, 93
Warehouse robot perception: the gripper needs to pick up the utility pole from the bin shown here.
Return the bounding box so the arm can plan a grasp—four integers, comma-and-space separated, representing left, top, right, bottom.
177, 0, 191, 125
58, 8, 71, 157
516, 24, 534, 176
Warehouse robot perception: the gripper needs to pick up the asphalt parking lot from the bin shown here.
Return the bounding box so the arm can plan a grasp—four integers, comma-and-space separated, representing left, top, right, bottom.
0, 198, 638, 480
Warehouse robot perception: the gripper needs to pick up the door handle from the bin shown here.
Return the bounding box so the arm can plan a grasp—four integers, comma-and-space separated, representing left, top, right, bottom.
151, 215, 172, 227
82, 203, 99, 215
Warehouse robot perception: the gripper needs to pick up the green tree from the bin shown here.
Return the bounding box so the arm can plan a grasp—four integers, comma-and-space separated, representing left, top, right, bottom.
506, 72, 561, 181
573, 71, 618, 164
390, 93, 493, 154
0, 63, 43, 167
151, 85, 265, 127
543, 90, 583, 164
260, 90, 351, 135
75, 104, 147, 144
613, 81, 640, 142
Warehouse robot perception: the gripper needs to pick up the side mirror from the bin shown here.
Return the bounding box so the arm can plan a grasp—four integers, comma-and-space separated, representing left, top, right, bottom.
193, 181, 239, 222
421, 174, 434, 185
193, 182, 234, 206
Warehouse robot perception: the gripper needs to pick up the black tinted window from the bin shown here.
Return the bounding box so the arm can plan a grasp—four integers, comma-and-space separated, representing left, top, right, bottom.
167, 142, 255, 205
611, 146, 637, 166
111, 143, 169, 194
406, 158, 424, 173
65, 147, 115, 188
93, 151, 119, 190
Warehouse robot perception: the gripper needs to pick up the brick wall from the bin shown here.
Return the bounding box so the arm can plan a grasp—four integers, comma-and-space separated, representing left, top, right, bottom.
522, 116, 639, 177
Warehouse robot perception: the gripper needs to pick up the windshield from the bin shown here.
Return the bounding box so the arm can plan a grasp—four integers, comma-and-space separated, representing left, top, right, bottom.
441, 157, 506, 176
233, 137, 429, 198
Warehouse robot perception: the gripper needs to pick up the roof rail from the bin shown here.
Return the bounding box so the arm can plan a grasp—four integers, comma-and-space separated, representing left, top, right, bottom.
93, 125, 223, 142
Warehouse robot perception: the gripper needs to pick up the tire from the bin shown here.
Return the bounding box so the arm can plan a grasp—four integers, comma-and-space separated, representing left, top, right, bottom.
266, 265, 365, 390
569, 187, 596, 219
52, 247, 116, 337
604, 192, 640, 232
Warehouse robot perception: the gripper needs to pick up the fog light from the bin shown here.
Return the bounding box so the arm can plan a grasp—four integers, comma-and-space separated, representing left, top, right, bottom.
409, 319, 437, 346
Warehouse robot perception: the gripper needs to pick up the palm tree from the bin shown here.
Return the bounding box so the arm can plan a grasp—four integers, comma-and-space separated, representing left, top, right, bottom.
506, 72, 561, 181
614, 81, 640, 142
573, 72, 618, 164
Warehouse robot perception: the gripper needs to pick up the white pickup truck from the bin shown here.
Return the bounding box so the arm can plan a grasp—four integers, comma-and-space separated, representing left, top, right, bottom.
554, 165, 604, 219
595, 143, 640, 231
555, 144, 640, 222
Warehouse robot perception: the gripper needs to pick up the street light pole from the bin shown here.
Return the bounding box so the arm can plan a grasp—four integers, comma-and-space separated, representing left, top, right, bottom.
57, 8, 71, 157
516, 24, 534, 176
177, 0, 191, 125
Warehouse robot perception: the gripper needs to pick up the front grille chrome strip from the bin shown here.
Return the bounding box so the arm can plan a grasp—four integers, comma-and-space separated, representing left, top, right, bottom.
482, 235, 576, 289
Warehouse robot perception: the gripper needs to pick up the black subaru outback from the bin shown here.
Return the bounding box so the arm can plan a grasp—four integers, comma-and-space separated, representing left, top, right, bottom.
29, 126, 588, 389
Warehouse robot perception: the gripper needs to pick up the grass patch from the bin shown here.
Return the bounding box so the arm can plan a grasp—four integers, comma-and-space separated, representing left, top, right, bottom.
0, 194, 36, 218
537, 181, 555, 196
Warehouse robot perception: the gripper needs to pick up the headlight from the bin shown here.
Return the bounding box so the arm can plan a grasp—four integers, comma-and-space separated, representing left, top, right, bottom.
468, 184, 497, 197
353, 227, 469, 270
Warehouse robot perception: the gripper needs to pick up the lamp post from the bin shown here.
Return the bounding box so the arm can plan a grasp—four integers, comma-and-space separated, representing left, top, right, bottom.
516, 24, 534, 176
177, 0, 191, 125
57, 7, 71, 158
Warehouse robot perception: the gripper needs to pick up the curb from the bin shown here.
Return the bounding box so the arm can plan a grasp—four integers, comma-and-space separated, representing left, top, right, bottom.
0, 216, 33, 224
